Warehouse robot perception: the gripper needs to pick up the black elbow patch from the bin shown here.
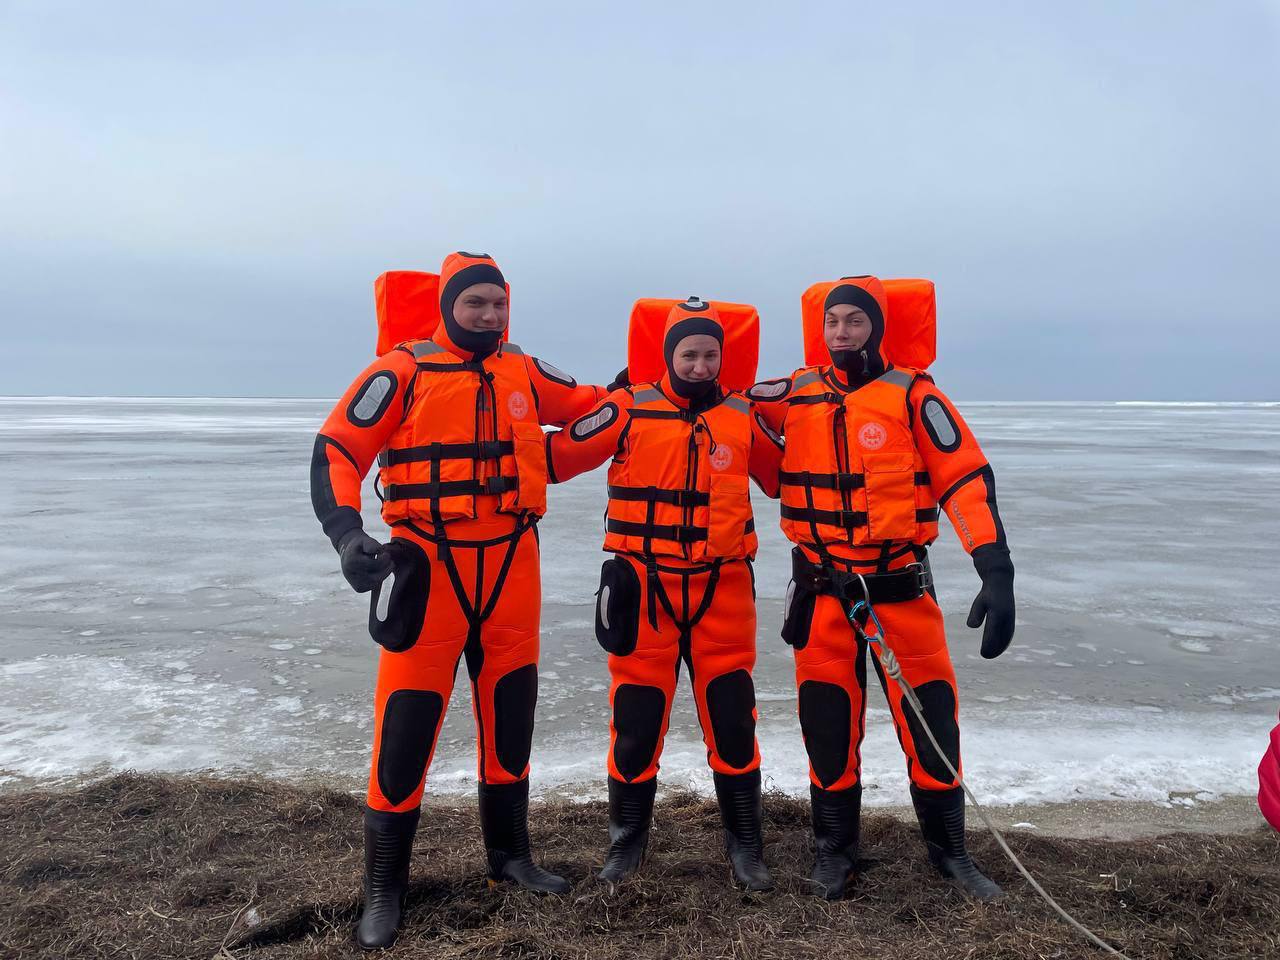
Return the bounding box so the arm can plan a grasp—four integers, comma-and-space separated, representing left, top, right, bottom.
532, 357, 576, 388
706, 669, 757, 770
747, 378, 790, 401
493, 664, 538, 778
901, 680, 959, 786
570, 402, 619, 441
798, 680, 852, 788
920, 396, 961, 453
612, 684, 667, 782
347, 370, 397, 427
376, 689, 445, 806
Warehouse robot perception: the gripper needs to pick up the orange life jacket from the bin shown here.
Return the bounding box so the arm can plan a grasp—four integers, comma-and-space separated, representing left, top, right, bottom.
604, 384, 758, 561
778, 365, 939, 549
376, 340, 547, 526
374, 253, 544, 527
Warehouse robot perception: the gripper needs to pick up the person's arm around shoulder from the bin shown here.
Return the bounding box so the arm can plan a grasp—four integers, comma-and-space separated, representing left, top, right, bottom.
747, 399, 784, 498
544, 387, 635, 483
523, 354, 614, 426
745, 373, 798, 436
908, 375, 1015, 659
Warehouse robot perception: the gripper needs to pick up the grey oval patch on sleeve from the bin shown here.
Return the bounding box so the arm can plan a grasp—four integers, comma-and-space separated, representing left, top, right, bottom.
748, 379, 789, 400
533, 357, 576, 387
347, 370, 397, 426
922, 396, 959, 450
571, 403, 618, 440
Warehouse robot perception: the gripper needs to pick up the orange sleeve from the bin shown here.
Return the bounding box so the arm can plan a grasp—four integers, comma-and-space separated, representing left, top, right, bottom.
909, 378, 1007, 554
524, 355, 609, 426
745, 374, 799, 435
545, 388, 634, 483
748, 406, 784, 498
310, 349, 417, 547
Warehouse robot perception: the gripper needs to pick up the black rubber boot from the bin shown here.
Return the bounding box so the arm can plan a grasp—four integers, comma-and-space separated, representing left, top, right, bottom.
712, 770, 773, 891
478, 779, 571, 894
354, 806, 420, 951
809, 783, 861, 900
599, 776, 657, 883
910, 784, 1004, 901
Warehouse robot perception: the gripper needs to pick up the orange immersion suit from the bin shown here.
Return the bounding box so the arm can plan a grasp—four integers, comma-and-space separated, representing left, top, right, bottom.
749, 275, 1014, 900
546, 297, 782, 887
312, 253, 607, 945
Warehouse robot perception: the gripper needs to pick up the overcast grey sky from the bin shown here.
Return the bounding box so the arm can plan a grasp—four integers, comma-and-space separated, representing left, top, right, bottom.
2, 2, 1277, 399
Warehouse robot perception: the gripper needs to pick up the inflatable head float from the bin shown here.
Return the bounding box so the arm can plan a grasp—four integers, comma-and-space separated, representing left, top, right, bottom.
373, 257, 511, 356
800, 277, 937, 370
626, 297, 761, 392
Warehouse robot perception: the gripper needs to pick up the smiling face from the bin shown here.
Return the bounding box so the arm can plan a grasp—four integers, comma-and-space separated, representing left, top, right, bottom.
824, 303, 873, 354
670, 333, 722, 383
451, 282, 509, 334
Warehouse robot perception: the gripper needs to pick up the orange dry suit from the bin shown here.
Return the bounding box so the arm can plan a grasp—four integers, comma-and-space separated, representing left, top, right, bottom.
311, 253, 608, 813
547, 297, 782, 888
749, 276, 1012, 798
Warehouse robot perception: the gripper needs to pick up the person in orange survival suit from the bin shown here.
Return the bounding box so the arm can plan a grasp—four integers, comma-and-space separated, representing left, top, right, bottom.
748, 276, 1016, 901
311, 253, 612, 949
545, 298, 784, 890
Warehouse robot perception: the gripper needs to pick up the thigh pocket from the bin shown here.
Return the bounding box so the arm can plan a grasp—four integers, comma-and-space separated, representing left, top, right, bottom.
368, 538, 430, 652
780, 555, 817, 649
595, 556, 642, 656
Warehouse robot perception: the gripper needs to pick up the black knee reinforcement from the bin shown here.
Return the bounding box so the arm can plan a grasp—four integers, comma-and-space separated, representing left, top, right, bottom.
706, 669, 757, 770
612, 684, 666, 782
376, 689, 445, 806
368, 538, 430, 652
798, 681, 852, 788
493, 663, 538, 778
902, 680, 960, 786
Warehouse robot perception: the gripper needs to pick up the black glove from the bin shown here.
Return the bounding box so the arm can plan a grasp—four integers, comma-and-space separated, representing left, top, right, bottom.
606, 366, 630, 392
336, 528, 392, 593
967, 544, 1016, 659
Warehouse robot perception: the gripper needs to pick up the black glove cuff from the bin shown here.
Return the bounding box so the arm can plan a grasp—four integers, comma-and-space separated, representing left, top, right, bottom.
971, 543, 1014, 582
326, 509, 365, 551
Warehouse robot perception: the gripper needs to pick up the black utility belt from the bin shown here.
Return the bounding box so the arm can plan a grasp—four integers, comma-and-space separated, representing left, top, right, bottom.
791, 549, 931, 605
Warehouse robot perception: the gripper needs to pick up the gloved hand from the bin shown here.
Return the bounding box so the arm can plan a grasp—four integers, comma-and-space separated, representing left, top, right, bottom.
336, 528, 392, 593
606, 366, 630, 392
967, 544, 1016, 659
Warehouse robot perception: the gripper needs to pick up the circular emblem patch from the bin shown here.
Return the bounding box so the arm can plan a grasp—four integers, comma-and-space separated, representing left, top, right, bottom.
710, 445, 734, 471
507, 391, 529, 420
857, 421, 888, 450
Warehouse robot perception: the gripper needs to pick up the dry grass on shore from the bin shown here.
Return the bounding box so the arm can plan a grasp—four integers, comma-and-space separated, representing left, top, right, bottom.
1, 772, 1278, 959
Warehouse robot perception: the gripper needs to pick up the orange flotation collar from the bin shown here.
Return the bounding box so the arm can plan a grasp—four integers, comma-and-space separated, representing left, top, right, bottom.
801, 277, 936, 370
628, 298, 760, 391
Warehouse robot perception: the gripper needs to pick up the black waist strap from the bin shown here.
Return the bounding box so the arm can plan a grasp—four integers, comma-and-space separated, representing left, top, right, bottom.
780, 470, 865, 491
791, 549, 932, 605
779, 470, 932, 489
607, 518, 707, 544
380, 440, 513, 467
781, 504, 868, 529
782, 505, 936, 528
607, 485, 711, 508
384, 476, 517, 501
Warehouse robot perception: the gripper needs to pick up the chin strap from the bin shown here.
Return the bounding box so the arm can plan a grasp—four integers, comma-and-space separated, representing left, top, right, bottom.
847, 589, 1133, 960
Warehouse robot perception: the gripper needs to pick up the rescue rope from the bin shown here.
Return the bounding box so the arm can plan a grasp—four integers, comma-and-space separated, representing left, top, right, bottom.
848, 592, 1134, 960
